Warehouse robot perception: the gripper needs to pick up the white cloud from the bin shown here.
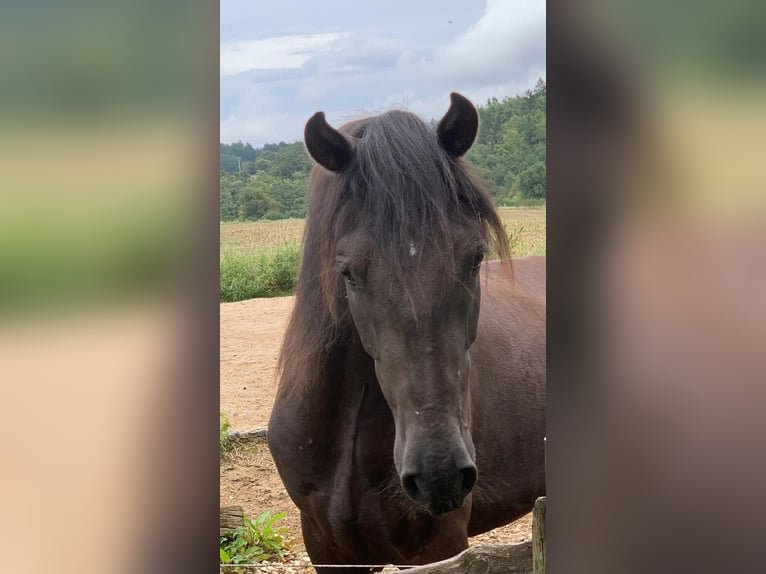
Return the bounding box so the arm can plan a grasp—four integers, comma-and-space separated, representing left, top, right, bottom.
219, 0, 546, 144
419, 0, 545, 88
220, 33, 347, 77
221, 111, 308, 146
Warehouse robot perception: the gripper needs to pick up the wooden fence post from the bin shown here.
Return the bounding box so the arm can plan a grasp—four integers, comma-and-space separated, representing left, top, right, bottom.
220, 505, 245, 536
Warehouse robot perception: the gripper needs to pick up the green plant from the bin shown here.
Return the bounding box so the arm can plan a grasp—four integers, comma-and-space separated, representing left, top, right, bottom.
220, 510, 289, 566
220, 413, 231, 451
500, 194, 546, 208
220, 244, 301, 302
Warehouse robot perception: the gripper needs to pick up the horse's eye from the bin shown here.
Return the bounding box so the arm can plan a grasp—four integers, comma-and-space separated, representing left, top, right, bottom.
471, 248, 485, 272
340, 264, 358, 287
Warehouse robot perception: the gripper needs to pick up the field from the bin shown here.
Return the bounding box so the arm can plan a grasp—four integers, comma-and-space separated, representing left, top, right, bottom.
221, 218, 306, 254
220, 208, 545, 302
220, 207, 546, 256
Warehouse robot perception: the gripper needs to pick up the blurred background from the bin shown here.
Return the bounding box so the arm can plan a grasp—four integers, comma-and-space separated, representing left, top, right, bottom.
548, 1, 766, 572
0, 1, 764, 573
0, 1, 218, 573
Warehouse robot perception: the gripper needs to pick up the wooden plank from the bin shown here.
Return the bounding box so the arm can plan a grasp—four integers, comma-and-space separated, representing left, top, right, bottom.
227, 427, 268, 441
220, 505, 245, 536
407, 542, 532, 574
533, 496, 546, 574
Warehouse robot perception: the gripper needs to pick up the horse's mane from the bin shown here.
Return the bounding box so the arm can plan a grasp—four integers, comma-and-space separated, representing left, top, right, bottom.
277, 109, 510, 395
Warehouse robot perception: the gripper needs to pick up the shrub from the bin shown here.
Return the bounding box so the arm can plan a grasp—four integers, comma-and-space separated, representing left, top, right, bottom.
220, 510, 290, 567
220, 244, 300, 302
500, 193, 546, 208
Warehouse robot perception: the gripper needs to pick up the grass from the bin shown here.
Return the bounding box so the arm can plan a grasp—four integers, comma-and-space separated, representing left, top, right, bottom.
221, 219, 305, 254
220, 413, 230, 446
220, 412, 265, 462
220, 412, 234, 455
220, 243, 300, 302
220, 510, 290, 568
497, 207, 546, 257
220, 207, 545, 302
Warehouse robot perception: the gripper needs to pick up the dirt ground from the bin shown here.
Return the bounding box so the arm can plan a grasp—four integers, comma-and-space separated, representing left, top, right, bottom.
220, 296, 533, 566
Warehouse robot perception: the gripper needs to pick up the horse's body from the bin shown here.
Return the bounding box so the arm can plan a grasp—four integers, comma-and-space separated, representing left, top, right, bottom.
269, 94, 545, 572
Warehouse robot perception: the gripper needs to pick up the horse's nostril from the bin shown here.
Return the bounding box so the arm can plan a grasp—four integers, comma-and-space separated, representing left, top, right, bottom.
402, 473, 420, 499
460, 465, 478, 494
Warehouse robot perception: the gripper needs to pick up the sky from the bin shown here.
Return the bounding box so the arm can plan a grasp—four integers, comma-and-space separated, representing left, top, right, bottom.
220, 0, 545, 147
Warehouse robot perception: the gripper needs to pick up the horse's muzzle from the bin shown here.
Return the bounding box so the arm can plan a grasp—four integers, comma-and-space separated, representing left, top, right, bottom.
401, 461, 477, 515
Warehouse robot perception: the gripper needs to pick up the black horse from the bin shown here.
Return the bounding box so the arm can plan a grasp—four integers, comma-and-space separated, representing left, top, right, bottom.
269, 93, 545, 573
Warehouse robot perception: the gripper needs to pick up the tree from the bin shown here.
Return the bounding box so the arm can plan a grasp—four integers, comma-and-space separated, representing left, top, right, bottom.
264, 143, 311, 179
220, 153, 240, 173
220, 173, 245, 220
238, 176, 278, 220
218, 78, 547, 214
466, 79, 546, 202
518, 162, 546, 200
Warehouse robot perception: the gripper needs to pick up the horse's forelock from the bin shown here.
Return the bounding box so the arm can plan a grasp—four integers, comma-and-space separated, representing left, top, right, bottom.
334, 112, 502, 283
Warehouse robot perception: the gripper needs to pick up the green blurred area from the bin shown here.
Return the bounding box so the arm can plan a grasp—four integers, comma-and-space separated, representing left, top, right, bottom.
0, 0, 213, 316
605, 0, 766, 84
0, 197, 186, 314
0, 1, 208, 123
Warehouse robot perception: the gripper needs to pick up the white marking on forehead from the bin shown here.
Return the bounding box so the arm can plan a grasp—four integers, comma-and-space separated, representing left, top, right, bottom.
409, 241, 417, 256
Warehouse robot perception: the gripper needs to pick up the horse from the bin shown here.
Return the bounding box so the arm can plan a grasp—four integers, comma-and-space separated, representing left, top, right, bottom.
268, 93, 546, 573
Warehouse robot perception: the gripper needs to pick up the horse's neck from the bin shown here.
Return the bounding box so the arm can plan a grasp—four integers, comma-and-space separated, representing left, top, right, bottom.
321, 332, 376, 398
306, 334, 390, 434
317, 336, 397, 481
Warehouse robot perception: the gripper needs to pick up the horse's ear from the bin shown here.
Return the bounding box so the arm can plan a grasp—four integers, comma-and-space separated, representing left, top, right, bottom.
436, 92, 479, 157
304, 111, 355, 172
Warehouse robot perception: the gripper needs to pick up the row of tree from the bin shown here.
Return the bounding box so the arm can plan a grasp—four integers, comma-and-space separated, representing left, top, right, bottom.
220, 79, 545, 221
220, 141, 311, 220
467, 78, 546, 203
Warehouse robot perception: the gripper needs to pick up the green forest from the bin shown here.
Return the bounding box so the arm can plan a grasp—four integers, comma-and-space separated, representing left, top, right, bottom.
220, 79, 545, 221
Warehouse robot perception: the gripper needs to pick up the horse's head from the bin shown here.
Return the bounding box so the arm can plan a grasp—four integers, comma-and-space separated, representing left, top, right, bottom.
334, 226, 485, 517
304, 93, 504, 515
